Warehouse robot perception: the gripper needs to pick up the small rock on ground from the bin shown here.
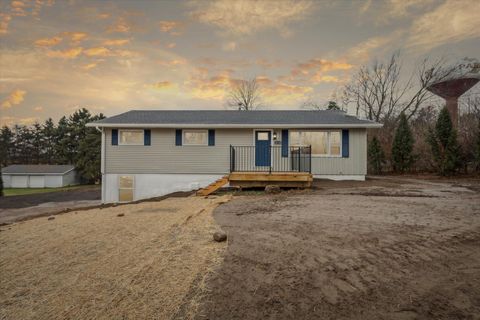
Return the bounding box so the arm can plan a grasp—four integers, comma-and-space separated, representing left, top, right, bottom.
117, 213, 125, 217
265, 185, 281, 194
213, 231, 227, 242
47, 216, 55, 221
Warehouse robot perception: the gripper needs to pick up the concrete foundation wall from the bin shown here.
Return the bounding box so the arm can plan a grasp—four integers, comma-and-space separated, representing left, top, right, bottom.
103, 173, 223, 203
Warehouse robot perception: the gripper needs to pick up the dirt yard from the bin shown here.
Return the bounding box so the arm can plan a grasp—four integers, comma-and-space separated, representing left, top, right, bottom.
197, 177, 480, 319
0, 195, 230, 320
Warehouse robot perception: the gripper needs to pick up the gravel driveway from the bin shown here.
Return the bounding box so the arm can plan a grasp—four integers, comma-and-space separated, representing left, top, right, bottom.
0, 186, 101, 224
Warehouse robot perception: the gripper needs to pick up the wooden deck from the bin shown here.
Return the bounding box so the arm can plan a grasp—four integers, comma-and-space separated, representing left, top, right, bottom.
228, 171, 313, 188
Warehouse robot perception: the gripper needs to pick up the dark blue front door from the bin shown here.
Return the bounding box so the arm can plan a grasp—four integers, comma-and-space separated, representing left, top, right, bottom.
255, 131, 271, 167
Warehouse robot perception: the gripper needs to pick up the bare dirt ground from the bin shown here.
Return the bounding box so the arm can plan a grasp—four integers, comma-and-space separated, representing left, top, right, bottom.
197, 177, 480, 320
0, 195, 230, 320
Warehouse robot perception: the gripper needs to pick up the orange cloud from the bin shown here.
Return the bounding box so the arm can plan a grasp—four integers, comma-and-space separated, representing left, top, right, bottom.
84, 47, 111, 57
103, 38, 130, 46
166, 42, 176, 49
189, 0, 313, 36
47, 47, 83, 59
108, 17, 131, 33
189, 70, 236, 100
1, 88, 26, 109
0, 13, 12, 34
11, 0, 27, 17
157, 58, 187, 67
311, 75, 341, 83
255, 75, 273, 85
149, 81, 176, 90
159, 20, 185, 35
261, 82, 313, 103
81, 62, 100, 71
293, 59, 352, 76
34, 106, 43, 112
62, 31, 88, 44
35, 36, 62, 47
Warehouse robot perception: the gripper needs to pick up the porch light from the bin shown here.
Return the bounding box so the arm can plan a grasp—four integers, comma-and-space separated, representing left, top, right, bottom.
273, 132, 278, 140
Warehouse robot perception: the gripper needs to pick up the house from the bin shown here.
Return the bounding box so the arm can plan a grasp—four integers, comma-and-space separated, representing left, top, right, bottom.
1, 164, 79, 188
87, 110, 382, 203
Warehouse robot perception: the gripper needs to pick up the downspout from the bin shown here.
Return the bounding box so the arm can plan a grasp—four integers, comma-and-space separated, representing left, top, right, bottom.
95, 126, 106, 204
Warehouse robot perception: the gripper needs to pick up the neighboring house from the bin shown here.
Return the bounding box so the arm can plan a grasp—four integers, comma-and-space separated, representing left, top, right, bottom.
1, 165, 79, 188
88, 110, 382, 203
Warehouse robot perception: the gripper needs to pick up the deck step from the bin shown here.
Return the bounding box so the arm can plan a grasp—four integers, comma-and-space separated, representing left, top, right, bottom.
196, 176, 229, 196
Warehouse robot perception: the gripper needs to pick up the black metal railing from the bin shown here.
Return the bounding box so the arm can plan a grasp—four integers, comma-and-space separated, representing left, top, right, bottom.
230, 145, 311, 173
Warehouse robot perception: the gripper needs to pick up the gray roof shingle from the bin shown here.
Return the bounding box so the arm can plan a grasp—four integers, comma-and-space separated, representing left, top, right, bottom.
1, 164, 75, 175
88, 110, 381, 128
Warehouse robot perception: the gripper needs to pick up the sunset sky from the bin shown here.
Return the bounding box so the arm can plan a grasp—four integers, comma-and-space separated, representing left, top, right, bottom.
0, 0, 479, 126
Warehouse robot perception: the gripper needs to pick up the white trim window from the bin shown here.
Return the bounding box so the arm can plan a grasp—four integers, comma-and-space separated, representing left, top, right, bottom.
119, 129, 144, 145
183, 130, 208, 145
290, 130, 342, 157
118, 175, 134, 202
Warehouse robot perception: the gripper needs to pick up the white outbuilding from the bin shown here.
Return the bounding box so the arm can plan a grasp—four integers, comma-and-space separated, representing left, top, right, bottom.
1, 165, 80, 188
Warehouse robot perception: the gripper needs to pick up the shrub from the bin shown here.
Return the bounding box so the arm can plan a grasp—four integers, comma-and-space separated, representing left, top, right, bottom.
427, 107, 462, 175
392, 113, 415, 173
368, 136, 386, 174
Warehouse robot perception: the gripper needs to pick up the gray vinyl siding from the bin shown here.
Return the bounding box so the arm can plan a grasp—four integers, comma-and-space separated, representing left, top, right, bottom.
105, 128, 252, 174
104, 128, 367, 175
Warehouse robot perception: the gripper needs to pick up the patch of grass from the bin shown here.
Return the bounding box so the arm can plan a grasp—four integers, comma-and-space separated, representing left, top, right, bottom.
4, 185, 96, 197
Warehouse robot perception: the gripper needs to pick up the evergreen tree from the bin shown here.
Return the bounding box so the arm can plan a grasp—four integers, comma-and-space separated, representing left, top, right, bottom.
42, 118, 57, 164
427, 107, 462, 175
0, 126, 14, 167
31, 122, 43, 164
392, 113, 415, 173
326, 101, 340, 111
0, 170, 3, 197
368, 136, 386, 174
475, 119, 480, 172
55, 116, 71, 164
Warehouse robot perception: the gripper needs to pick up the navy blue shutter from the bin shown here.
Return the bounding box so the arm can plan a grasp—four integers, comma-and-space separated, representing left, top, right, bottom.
111, 129, 118, 145
175, 129, 182, 146
342, 129, 349, 158
144, 129, 151, 146
281, 129, 289, 157
208, 129, 215, 146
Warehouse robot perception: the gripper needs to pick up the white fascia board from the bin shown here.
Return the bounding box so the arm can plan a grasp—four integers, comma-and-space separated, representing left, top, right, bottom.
86, 123, 383, 129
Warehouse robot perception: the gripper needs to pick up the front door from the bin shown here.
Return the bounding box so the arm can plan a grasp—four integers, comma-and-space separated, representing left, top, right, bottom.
255, 131, 271, 167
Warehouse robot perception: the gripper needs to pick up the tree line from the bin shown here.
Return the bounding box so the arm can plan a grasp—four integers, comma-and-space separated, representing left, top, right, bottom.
0, 108, 105, 184
342, 53, 480, 175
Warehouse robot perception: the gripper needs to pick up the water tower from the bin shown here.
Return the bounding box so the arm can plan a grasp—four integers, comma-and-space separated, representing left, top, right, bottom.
427, 62, 480, 127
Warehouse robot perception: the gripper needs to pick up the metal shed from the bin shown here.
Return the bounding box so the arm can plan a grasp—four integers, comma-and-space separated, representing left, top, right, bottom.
1, 165, 79, 188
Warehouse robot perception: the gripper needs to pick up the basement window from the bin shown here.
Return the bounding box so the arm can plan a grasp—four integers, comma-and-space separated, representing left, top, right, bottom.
118, 175, 134, 202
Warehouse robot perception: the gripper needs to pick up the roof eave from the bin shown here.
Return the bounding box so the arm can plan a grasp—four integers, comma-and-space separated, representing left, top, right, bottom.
86, 123, 383, 129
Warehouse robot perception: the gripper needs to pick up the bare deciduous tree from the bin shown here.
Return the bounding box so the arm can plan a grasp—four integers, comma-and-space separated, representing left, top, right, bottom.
227, 78, 261, 110
341, 52, 460, 123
